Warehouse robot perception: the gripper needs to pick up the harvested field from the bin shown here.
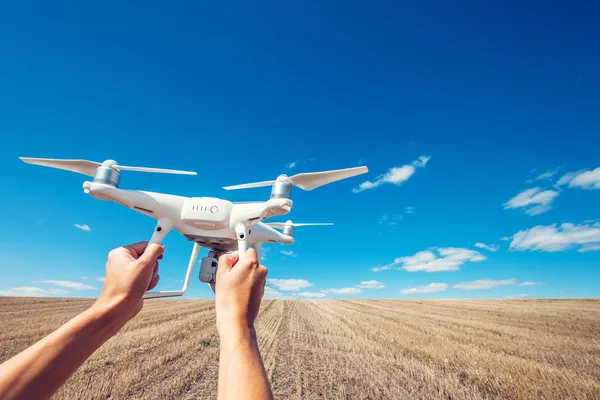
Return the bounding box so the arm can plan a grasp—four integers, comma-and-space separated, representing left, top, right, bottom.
1, 298, 599, 399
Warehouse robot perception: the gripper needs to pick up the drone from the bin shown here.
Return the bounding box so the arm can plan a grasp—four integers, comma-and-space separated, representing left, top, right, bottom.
20, 157, 368, 298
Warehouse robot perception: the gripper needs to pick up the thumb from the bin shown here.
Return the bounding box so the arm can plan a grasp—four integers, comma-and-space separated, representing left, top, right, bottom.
138, 243, 165, 267
218, 251, 239, 272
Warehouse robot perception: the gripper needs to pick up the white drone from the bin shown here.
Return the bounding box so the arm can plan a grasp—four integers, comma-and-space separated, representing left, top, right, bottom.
20, 157, 367, 298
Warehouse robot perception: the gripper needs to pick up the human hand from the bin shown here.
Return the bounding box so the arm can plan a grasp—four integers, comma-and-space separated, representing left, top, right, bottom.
94, 241, 165, 320
215, 249, 267, 333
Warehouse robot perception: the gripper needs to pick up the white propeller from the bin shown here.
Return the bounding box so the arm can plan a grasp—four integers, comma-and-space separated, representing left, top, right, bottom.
223, 166, 368, 191
19, 157, 197, 176
266, 221, 334, 229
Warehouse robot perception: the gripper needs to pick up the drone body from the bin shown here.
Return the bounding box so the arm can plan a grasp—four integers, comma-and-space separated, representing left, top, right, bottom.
20, 157, 367, 298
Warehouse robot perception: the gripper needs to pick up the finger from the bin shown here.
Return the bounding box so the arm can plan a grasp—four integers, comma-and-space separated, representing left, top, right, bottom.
122, 241, 151, 258
151, 262, 159, 282
238, 248, 258, 269
148, 274, 160, 291
138, 244, 165, 268
218, 252, 239, 272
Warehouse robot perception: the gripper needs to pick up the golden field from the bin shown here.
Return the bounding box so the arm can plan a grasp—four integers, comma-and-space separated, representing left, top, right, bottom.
1, 298, 599, 399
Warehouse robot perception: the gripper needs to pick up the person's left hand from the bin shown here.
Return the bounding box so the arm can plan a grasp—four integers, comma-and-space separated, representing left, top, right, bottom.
95, 241, 165, 319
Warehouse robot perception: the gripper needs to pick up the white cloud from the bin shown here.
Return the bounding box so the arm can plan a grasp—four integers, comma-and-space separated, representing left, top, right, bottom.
379, 213, 402, 225
454, 279, 516, 291
400, 283, 448, 295
280, 250, 297, 257
95, 276, 106, 282
263, 286, 283, 299
579, 244, 600, 252
376, 247, 486, 273
500, 236, 511, 241
0, 286, 69, 297
556, 168, 600, 190
286, 161, 297, 169
267, 278, 312, 291
518, 281, 544, 287
504, 187, 559, 215
297, 292, 326, 298
509, 222, 600, 252
358, 280, 385, 289
413, 155, 430, 168
38, 280, 97, 290
353, 155, 431, 193
505, 294, 529, 298
324, 287, 362, 295
405, 206, 415, 214
474, 242, 499, 252
74, 224, 91, 232
371, 265, 392, 272
532, 169, 560, 182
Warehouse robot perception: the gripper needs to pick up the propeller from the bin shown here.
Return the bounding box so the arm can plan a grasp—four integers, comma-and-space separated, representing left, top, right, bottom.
19, 157, 197, 176
266, 221, 334, 229
223, 166, 368, 191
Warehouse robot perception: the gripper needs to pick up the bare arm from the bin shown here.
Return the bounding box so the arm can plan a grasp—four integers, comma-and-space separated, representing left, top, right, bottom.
0, 242, 164, 400
215, 249, 273, 400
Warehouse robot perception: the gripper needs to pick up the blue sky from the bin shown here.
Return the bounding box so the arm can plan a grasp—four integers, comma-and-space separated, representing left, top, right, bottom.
1, 1, 599, 300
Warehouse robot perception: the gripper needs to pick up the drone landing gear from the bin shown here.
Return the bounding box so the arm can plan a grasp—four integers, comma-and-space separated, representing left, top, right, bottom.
143, 241, 201, 299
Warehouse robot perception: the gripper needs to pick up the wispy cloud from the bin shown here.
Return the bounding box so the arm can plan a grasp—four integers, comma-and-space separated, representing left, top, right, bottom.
264, 286, 283, 299
379, 206, 415, 226
504, 187, 559, 215
474, 242, 499, 252
529, 168, 560, 182
379, 213, 402, 225
500, 236, 511, 241
286, 161, 297, 169
373, 247, 486, 273
400, 283, 448, 295
297, 292, 326, 298
505, 294, 529, 298
267, 279, 312, 291
358, 280, 385, 289
95, 276, 106, 282
509, 221, 600, 252
353, 155, 430, 193
323, 287, 362, 295
556, 167, 600, 190
37, 280, 97, 290
74, 224, 91, 232
454, 279, 516, 291
518, 281, 544, 287
0, 286, 69, 297
280, 250, 297, 257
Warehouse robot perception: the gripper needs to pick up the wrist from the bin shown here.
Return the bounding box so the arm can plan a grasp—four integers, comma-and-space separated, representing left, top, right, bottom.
217, 318, 256, 342
90, 294, 138, 331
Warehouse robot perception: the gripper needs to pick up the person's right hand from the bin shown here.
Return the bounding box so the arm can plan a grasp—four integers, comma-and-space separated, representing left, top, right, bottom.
215, 249, 267, 333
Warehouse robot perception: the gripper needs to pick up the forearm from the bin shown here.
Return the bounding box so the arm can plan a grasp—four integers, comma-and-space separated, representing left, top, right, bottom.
0, 298, 131, 400
218, 324, 273, 400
